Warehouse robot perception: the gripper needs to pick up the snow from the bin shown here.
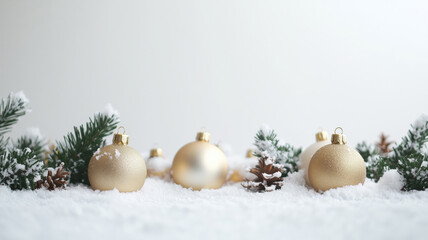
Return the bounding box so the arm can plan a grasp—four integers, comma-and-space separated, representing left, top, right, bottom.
24, 127, 43, 139
146, 156, 171, 172
11, 91, 29, 105
1, 171, 427, 240
413, 114, 428, 129
114, 149, 120, 158
376, 170, 404, 191
103, 103, 119, 117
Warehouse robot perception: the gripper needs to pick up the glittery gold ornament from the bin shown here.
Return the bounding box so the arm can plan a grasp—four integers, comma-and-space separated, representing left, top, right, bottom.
308, 127, 366, 192
171, 131, 228, 190
146, 148, 171, 179
88, 127, 147, 192
299, 130, 329, 186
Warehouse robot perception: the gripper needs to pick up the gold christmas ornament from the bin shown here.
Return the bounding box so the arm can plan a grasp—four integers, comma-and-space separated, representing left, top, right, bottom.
146, 147, 171, 179
299, 130, 330, 186
88, 127, 147, 192
308, 127, 366, 192
171, 131, 228, 190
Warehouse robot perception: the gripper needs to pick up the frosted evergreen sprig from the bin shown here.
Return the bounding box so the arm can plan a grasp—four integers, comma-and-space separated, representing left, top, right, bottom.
254, 126, 301, 177
387, 116, 428, 190
0, 147, 45, 190
13, 133, 46, 163
356, 142, 386, 181
0, 91, 29, 136
48, 110, 120, 185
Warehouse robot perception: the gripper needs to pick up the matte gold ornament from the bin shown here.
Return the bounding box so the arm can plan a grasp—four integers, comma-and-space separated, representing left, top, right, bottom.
299, 130, 330, 186
88, 127, 147, 192
172, 131, 228, 190
308, 127, 366, 192
146, 148, 171, 179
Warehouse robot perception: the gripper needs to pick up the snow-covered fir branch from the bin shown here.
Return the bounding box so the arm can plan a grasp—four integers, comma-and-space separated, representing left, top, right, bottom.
253, 125, 301, 177
48, 105, 120, 185
0, 91, 29, 136
0, 147, 45, 190
387, 115, 428, 190
356, 142, 385, 181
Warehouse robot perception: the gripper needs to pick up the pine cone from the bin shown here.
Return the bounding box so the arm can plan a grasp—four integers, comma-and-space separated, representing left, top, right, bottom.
36, 163, 70, 190
376, 133, 393, 156
242, 157, 284, 192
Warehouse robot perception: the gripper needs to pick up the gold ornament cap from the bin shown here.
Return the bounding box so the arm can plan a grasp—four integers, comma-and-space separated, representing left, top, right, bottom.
315, 130, 328, 142
196, 131, 210, 142
150, 148, 163, 158
246, 149, 253, 158
331, 127, 347, 145
113, 126, 129, 145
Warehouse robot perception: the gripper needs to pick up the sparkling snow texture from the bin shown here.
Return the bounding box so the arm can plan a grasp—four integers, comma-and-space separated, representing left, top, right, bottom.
1, 170, 427, 240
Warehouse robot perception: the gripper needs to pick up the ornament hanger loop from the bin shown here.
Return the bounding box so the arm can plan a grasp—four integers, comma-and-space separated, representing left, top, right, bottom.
200, 126, 207, 132
117, 126, 126, 134
334, 127, 343, 134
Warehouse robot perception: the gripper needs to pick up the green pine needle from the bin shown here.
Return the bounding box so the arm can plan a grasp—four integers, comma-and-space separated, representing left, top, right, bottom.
13, 134, 46, 163
253, 127, 301, 177
49, 112, 120, 185
356, 142, 386, 181
0, 92, 28, 136
387, 120, 428, 190
0, 147, 45, 190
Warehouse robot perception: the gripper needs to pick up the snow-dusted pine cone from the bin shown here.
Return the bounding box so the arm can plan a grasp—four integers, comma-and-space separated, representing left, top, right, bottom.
36, 163, 70, 190
242, 157, 284, 192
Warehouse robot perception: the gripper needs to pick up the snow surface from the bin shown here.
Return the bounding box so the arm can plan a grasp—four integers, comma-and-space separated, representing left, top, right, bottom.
146, 156, 171, 172
1, 170, 427, 240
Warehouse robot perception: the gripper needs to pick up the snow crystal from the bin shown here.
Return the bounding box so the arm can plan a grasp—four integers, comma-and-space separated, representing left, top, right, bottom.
413, 114, 428, 129
103, 103, 119, 117
262, 172, 281, 179
14, 164, 25, 171
95, 151, 112, 160
114, 149, 120, 158
94, 148, 101, 155
25, 127, 43, 139
260, 123, 272, 137
33, 175, 41, 182
11, 91, 29, 105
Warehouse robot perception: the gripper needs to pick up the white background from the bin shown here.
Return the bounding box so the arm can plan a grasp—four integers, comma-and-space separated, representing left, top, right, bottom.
1, 0, 427, 157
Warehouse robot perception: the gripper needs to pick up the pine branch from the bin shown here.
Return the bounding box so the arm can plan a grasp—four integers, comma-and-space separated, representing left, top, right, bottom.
0, 92, 29, 136
0, 148, 45, 190
0, 91, 48, 190
356, 141, 386, 181
0, 136, 8, 155
386, 118, 428, 191
48, 112, 119, 185
13, 134, 46, 163
253, 127, 301, 177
